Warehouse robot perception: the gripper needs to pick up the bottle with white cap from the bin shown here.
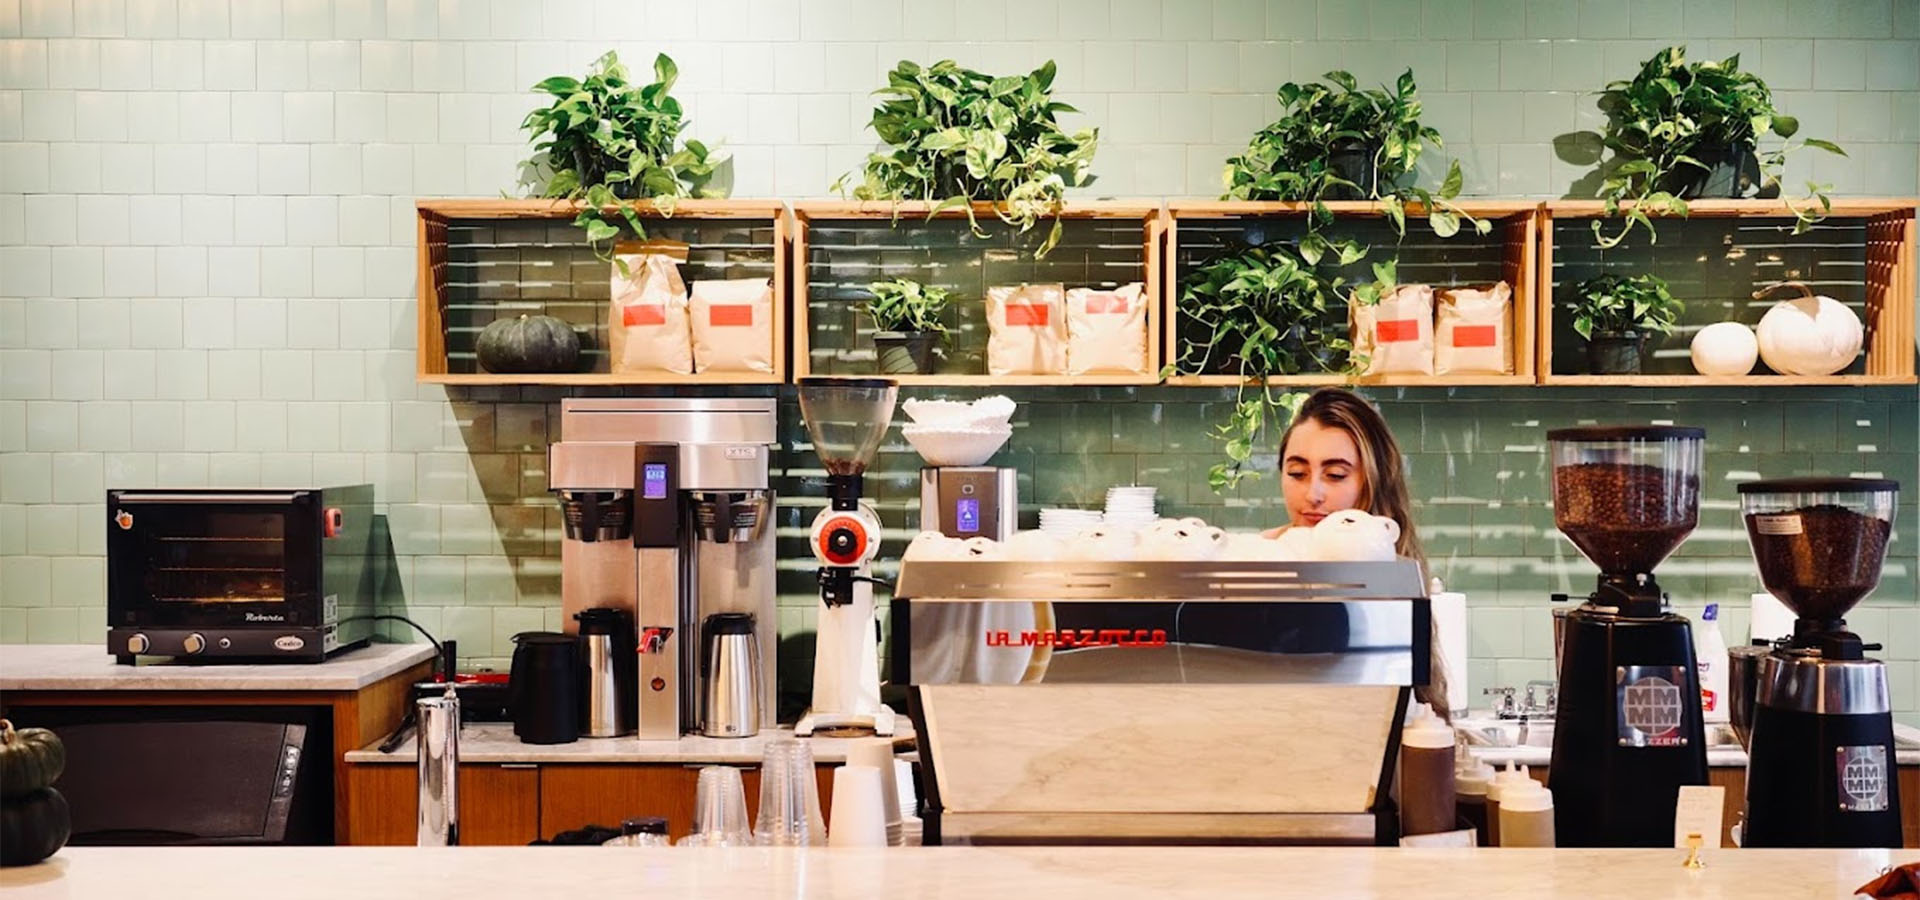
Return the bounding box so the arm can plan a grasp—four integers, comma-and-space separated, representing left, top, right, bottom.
1398, 702, 1457, 836
1485, 761, 1533, 847
1497, 777, 1555, 847
1455, 752, 1496, 846
1695, 603, 1730, 724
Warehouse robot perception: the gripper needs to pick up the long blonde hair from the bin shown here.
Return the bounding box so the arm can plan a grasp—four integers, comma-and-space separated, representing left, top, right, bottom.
1278, 387, 1448, 718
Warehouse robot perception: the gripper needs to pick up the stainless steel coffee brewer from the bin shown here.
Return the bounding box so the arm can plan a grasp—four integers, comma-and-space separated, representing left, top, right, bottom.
548, 398, 777, 740
1737, 477, 1902, 848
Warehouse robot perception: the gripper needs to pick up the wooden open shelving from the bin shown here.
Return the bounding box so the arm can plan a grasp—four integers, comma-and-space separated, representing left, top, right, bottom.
790, 200, 1164, 386
414, 198, 788, 385
1539, 198, 1916, 387
1162, 200, 1543, 389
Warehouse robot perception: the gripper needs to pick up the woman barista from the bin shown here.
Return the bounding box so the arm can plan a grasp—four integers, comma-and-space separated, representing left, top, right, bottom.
1183, 387, 1451, 717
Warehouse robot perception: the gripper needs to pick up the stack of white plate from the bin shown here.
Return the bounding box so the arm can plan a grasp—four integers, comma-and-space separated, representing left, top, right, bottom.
1103, 485, 1158, 530
1039, 508, 1104, 535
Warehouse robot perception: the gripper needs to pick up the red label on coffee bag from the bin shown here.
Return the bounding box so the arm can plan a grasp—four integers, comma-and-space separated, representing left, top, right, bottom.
1085, 294, 1129, 314
1453, 324, 1498, 347
1005, 303, 1049, 326
623, 304, 667, 326
708, 304, 753, 327
1376, 318, 1421, 342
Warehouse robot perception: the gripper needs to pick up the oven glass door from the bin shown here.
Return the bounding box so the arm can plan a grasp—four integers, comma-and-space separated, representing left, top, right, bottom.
108, 492, 319, 628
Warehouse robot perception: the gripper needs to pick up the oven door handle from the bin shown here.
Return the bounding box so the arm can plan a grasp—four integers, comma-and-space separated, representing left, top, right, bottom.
114, 492, 307, 503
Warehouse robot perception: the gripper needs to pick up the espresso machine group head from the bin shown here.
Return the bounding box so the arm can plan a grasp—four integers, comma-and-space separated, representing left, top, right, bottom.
1738, 477, 1902, 848
1545, 425, 1710, 847
795, 378, 897, 737
547, 398, 777, 741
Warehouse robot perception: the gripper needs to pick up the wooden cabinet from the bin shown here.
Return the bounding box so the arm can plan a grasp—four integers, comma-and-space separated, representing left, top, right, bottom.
346, 763, 540, 846
346, 762, 838, 845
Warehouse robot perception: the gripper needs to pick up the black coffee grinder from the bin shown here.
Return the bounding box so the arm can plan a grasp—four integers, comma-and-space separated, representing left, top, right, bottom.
1546, 426, 1709, 847
1738, 477, 1902, 848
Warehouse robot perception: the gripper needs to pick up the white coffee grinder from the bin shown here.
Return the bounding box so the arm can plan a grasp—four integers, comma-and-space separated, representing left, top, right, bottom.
795, 378, 897, 737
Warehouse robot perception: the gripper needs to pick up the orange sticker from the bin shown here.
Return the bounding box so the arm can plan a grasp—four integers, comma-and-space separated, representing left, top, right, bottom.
708, 304, 753, 327
1452, 324, 1498, 348
1005, 303, 1050, 326
622, 304, 667, 326
1376, 318, 1421, 343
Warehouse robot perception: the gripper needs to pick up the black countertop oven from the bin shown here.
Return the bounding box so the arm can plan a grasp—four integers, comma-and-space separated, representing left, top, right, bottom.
106, 486, 377, 664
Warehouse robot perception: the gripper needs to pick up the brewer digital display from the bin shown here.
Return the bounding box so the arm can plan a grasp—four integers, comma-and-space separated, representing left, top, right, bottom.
642, 463, 669, 500
956, 498, 980, 533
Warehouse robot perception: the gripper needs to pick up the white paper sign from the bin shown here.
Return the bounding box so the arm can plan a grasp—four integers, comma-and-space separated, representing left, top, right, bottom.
1673, 784, 1725, 849
1400, 828, 1478, 848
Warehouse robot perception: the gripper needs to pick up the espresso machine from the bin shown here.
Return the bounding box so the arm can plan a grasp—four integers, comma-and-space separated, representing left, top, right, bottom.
1546, 425, 1709, 847
794, 378, 897, 737
547, 398, 777, 740
1738, 477, 1902, 848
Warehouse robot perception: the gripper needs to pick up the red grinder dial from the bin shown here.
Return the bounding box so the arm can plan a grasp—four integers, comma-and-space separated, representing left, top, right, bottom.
815, 514, 871, 566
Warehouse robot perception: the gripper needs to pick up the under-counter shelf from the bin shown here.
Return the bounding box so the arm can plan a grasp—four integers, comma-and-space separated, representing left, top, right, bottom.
791, 201, 1164, 386
1538, 198, 1916, 387
1162, 200, 1543, 389
414, 198, 789, 385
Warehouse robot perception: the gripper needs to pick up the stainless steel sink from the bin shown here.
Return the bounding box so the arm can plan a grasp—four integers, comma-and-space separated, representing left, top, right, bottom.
1453, 717, 1554, 748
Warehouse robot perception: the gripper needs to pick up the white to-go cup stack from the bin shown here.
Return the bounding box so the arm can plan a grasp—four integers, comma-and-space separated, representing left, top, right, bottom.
1102, 485, 1157, 530
845, 738, 903, 845
827, 765, 889, 848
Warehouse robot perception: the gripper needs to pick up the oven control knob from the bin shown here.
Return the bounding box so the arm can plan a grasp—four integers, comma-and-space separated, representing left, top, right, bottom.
182, 633, 207, 655
126, 633, 149, 654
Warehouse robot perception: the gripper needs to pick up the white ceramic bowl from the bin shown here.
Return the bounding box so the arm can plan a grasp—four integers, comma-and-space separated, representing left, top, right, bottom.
901, 424, 1014, 466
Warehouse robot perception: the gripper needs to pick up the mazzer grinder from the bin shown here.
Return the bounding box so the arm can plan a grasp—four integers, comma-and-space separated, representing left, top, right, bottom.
1546, 426, 1709, 847
1738, 477, 1902, 848
548, 398, 778, 740
795, 378, 897, 737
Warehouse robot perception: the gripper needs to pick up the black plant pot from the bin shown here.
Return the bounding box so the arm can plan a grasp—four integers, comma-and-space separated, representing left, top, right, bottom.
1585, 332, 1647, 375
873, 331, 938, 374
1658, 145, 1771, 200
1325, 140, 1378, 201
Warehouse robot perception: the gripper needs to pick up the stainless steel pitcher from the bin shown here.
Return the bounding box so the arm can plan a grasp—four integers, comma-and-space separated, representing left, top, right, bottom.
702, 612, 760, 738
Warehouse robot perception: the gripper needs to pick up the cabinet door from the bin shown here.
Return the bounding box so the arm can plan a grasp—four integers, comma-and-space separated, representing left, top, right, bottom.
1706, 768, 1743, 848
344, 764, 539, 846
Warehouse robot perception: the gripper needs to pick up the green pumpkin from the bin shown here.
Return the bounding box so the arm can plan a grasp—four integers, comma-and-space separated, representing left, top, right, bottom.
475, 314, 582, 374
0, 721, 64, 797
0, 787, 70, 867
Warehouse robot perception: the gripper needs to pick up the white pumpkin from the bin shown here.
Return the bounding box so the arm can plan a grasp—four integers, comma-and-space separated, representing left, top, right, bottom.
1689, 321, 1759, 376
1755, 293, 1862, 376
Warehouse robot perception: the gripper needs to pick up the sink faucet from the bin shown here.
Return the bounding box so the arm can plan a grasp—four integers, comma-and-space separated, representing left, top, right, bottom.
1522, 680, 1558, 717
1483, 686, 1518, 719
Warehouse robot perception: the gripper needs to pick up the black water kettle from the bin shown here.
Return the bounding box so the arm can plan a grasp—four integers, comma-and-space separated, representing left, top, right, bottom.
508, 631, 581, 745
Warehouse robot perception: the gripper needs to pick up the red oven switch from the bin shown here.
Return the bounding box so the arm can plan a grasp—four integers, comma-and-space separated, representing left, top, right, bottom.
324, 508, 343, 538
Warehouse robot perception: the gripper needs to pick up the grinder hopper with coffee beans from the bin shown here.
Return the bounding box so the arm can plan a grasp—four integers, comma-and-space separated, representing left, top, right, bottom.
1544, 425, 1710, 847
1737, 477, 1903, 848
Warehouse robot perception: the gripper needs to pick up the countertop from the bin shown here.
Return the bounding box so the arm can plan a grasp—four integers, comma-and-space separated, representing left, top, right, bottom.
346, 722, 914, 765
1465, 723, 1920, 769
0, 643, 436, 692
4, 846, 1915, 899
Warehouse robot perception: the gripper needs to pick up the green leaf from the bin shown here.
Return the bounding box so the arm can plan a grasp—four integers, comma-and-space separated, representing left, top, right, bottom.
534, 76, 581, 95
653, 54, 678, 92
1427, 210, 1460, 238
1802, 138, 1845, 156
1770, 114, 1798, 138
1439, 159, 1463, 198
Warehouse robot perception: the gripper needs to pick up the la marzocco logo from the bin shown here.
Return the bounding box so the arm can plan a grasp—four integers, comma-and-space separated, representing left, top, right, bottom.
245, 612, 287, 623
985, 628, 1169, 648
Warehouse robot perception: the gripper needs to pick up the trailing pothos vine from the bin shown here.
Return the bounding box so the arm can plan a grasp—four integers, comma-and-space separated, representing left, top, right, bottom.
835, 59, 1098, 257
517, 51, 722, 267
1168, 237, 1399, 492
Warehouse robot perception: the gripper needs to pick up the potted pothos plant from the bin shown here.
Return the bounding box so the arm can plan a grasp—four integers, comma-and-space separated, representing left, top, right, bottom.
518, 51, 722, 262
1167, 237, 1395, 491
1593, 46, 1844, 247
834, 59, 1098, 257
862, 278, 951, 375
1569, 273, 1685, 374
1224, 69, 1487, 239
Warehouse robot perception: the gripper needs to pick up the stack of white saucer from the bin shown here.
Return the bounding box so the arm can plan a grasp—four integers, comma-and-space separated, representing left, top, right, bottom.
1039, 508, 1104, 535
1102, 485, 1158, 530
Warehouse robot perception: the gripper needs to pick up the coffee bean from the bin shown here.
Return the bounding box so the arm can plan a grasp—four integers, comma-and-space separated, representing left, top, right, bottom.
1554, 463, 1700, 574
1744, 504, 1891, 622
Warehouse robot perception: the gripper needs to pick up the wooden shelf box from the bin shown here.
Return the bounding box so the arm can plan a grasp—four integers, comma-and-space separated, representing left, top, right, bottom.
790, 201, 1165, 386
1162, 201, 1542, 388
1538, 199, 1916, 387
414, 199, 789, 385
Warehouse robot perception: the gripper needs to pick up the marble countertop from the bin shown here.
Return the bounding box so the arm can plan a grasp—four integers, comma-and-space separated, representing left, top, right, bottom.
1465, 723, 1920, 769
0, 643, 436, 692
5, 846, 1915, 899
346, 722, 914, 765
